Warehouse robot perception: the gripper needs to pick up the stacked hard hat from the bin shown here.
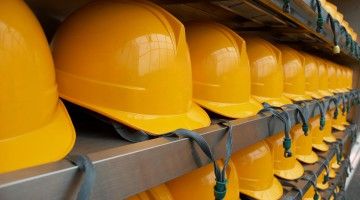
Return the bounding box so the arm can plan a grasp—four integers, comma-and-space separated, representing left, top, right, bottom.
326, 61, 339, 94
303, 186, 320, 200
51, 0, 211, 135
292, 123, 319, 164
265, 132, 304, 180
303, 53, 324, 99
316, 57, 333, 97
310, 115, 329, 152
246, 38, 292, 107
127, 184, 173, 200
278, 46, 312, 102
317, 168, 330, 190
186, 22, 262, 118
232, 141, 283, 200
346, 68, 353, 90
166, 160, 240, 199
0, 0, 76, 173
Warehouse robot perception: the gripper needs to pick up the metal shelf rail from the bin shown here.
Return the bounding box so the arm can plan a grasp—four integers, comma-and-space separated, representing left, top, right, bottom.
280, 126, 356, 200
0, 94, 355, 199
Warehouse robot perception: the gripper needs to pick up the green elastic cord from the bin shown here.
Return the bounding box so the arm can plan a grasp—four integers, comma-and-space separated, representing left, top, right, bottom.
260, 103, 292, 157
327, 14, 340, 54
315, 0, 323, 32
327, 96, 339, 119
313, 100, 326, 130
336, 143, 342, 164
214, 180, 227, 200
285, 103, 309, 135
283, 0, 291, 13
314, 192, 319, 200
346, 93, 351, 113
321, 158, 330, 184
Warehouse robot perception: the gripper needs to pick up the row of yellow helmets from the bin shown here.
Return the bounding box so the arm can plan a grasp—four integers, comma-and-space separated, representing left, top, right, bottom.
320, 0, 357, 41
1, 0, 352, 199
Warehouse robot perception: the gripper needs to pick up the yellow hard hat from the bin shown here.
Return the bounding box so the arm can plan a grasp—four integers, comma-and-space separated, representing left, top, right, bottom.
166, 160, 240, 200
246, 37, 292, 107
265, 132, 304, 180
127, 184, 174, 200
340, 67, 349, 92
316, 58, 333, 97
331, 107, 346, 131
51, 0, 211, 135
186, 22, 262, 118
292, 124, 319, 164
278, 46, 312, 101
302, 53, 324, 99
317, 168, 329, 190
310, 116, 329, 152
326, 62, 340, 93
330, 156, 340, 169
335, 66, 348, 93
328, 156, 337, 178
303, 186, 320, 200
346, 68, 353, 90
232, 141, 283, 200
0, 0, 75, 173
323, 111, 337, 142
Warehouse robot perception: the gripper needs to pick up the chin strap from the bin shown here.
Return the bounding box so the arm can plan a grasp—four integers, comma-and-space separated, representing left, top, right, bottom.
284, 103, 310, 135
259, 103, 292, 157
301, 171, 320, 200
327, 13, 340, 54
327, 96, 339, 119
314, 0, 323, 33
67, 155, 96, 200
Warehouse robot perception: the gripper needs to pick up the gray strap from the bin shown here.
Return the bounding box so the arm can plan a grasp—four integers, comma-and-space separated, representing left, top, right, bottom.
67, 155, 96, 200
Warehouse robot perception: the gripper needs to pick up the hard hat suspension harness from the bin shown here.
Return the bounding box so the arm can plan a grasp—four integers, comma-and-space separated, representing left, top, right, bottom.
313, 100, 326, 130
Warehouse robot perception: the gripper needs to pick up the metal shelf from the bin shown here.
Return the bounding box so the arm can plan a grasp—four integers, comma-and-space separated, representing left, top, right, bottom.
280, 126, 356, 200
0, 95, 351, 199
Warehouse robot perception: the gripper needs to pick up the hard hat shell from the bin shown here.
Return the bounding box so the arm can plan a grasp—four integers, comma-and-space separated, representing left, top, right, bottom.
335, 65, 348, 93
310, 116, 329, 152
186, 22, 262, 118
246, 37, 292, 107
340, 111, 350, 126
0, 0, 75, 173
232, 141, 283, 200
328, 156, 337, 178
166, 160, 240, 200
51, 0, 210, 135
317, 169, 329, 190
292, 124, 319, 164
265, 132, 304, 180
346, 68, 353, 90
323, 112, 337, 143
327, 62, 341, 93
303, 186, 320, 200
330, 156, 340, 169
302, 53, 324, 99
340, 67, 349, 92
331, 108, 346, 131
316, 58, 334, 97
278, 46, 312, 101
127, 184, 174, 200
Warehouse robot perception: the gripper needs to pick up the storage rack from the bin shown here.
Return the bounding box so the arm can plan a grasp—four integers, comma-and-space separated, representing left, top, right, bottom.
1, 0, 360, 199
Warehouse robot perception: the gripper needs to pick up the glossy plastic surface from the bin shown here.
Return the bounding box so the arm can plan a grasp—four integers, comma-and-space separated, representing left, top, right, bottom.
166, 160, 240, 200
0, 0, 75, 173
316, 58, 333, 97
292, 124, 319, 164
310, 116, 329, 152
246, 37, 292, 107
265, 132, 304, 180
127, 184, 174, 200
232, 141, 283, 200
323, 112, 337, 143
51, 0, 210, 135
302, 186, 320, 200
317, 169, 329, 190
302, 53, 324, 99
186, 22, 262, 118
279, 46, 312, 101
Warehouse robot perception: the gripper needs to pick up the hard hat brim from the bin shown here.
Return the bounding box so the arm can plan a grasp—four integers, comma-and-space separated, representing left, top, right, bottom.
194, 98, 262, 119
318, 90, 334, 97
329, 169, 336, 178
251, 95, 292, 107
0, 100, 76, 173
331, 162, 340, 169
239, 176, 283, 200
342, 121, 350, 126
332, 124, 346, 131
274, 160, 304, 180
296, 151, 319, 164
283, 93, 313, 102
323, 135, 337, 143
317, 181, 329, 190
312, 142, 329, 152
305, 91, 324, 99
61, 94, 211, 135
